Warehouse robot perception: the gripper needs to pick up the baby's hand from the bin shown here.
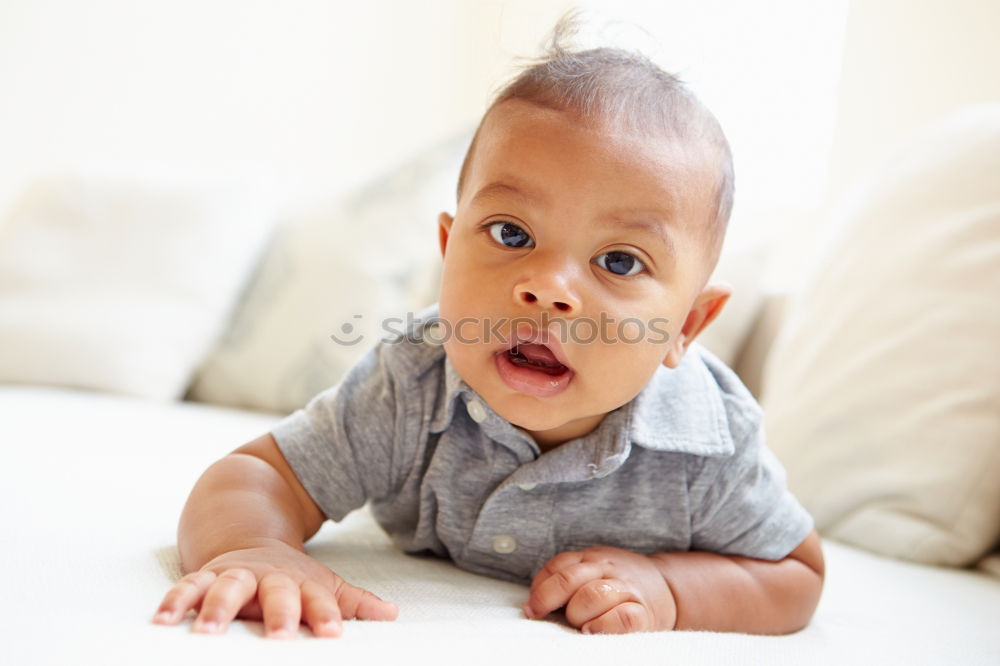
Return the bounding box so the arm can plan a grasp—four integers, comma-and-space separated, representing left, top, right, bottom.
523, 546, 677, 634
152, 538, 398, 638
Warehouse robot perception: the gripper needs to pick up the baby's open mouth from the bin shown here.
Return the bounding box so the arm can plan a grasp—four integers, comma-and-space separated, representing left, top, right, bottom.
494, 338, 574, 398
506, 343, 569, 376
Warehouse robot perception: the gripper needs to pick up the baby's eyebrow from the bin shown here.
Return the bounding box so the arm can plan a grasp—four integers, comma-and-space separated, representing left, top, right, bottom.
606, 215, 676, 255
469, 180, 545, 207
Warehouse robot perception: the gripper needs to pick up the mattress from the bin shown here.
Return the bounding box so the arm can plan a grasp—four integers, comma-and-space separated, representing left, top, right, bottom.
3, 385, 998, 665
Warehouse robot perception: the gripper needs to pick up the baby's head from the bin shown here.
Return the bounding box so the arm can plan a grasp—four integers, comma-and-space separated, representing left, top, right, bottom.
436, 28, 735, 448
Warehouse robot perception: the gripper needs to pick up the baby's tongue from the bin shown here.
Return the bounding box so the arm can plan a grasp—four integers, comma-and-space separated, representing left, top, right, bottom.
517, 343, 560, 366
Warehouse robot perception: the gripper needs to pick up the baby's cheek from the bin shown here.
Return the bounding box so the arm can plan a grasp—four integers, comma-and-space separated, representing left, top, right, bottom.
616, 319, 647, 345
584, 345, 660, 403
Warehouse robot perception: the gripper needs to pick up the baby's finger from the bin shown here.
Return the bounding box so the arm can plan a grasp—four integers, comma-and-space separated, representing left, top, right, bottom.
192, 568, 258, 634
564, 578, 633, 628
335, 581, 399, 622
524, 561, 604, 620
530, 550, 583, 594
257, 572, 302, 639
153, 570, 218, 624
301, 580, 343, 638
580, 601, 652, 635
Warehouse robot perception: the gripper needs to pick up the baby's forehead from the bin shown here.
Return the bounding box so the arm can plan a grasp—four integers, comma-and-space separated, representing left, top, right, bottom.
461, 98, 710, 201
481, 102, 667, 164
483, 99, 669, 143
477, 102, 716, 201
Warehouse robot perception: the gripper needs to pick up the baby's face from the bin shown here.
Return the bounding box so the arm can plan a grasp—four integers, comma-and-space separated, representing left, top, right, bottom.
437, 100, 726, 447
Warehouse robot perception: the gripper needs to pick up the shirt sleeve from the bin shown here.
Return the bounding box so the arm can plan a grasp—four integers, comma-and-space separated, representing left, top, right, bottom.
269, 344, 405, 523
686, 418, 814, 561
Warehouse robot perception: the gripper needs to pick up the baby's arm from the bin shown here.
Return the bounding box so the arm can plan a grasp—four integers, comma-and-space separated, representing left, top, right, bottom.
152, 433, 398, 638
524, 529, 824, 635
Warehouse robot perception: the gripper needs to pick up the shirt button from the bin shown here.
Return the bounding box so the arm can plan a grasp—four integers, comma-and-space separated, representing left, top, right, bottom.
492, 535, 517, 554
466, 399, 487, 423
518, 482, 537, 491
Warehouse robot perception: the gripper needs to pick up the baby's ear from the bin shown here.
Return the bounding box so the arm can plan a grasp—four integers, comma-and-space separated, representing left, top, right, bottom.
438, 212, 454, 257
662, 281, 732, 369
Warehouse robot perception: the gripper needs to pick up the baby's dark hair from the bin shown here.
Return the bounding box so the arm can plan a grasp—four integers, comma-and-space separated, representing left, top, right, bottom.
457, 15, 735, 262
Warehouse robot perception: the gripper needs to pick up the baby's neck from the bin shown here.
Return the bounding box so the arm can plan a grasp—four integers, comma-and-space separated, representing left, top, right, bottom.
525, 412, 608, 453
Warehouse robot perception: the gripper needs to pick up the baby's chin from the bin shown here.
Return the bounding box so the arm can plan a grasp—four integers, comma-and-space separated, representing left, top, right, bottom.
491, 399, 606, 443
502, 409, 566, 434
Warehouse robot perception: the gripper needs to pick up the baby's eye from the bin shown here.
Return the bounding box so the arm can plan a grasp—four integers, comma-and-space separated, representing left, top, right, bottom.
487, 221, 535, 248
594, 251, 645, 276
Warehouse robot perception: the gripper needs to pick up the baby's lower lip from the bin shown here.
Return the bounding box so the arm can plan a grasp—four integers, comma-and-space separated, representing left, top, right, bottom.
494, 349, 574, 397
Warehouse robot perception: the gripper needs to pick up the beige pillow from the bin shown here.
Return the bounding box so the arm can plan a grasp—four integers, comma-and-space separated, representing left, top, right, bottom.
697, 220, 770, 371
762, 103, 1000, 566
978, 551, 1000, 578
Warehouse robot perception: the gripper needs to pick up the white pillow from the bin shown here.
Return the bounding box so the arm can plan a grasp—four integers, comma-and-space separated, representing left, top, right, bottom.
0, 172, 277, 401
184, 135, 469, 414
762, 103, 1000, 566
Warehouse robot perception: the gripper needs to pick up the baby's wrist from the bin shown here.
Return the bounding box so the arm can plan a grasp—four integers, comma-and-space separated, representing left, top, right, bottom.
644, 553, 679, 631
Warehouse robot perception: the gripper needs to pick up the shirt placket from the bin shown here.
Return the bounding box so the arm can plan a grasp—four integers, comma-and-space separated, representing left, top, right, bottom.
457, 396, 555, 580
458, 395, 633, 581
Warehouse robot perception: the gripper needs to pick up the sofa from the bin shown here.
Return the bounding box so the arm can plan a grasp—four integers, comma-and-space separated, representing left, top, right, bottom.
2, 106, 999, 665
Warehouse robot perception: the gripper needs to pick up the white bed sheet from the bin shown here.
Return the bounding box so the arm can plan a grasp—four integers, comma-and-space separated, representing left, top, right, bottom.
3, 385, 999, 665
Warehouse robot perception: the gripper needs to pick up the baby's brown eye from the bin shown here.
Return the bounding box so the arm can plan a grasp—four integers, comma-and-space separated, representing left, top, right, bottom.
595, 251, 644, 276
488, 221, 534, 248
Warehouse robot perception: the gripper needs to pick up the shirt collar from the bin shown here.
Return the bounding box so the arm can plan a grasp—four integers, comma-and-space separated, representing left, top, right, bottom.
624, 343, 735, 457
428, 355, 476, 434
430, 343, 734, 458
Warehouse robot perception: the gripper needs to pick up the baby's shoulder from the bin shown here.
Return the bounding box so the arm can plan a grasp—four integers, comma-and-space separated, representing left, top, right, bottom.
626, 343, 762, 459
689, 342, 762, 425
690, 343, 763, 446
632, 343, 762, 456
370, 304, 449, 388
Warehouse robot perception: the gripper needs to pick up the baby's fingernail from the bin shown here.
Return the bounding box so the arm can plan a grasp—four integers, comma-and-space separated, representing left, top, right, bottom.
153, 610, 175, 623
194, 621, 220, 634
267, 626, 293, 639
522, 603, 534, 618
319, 620, 342, 636
582, 626, 593, 635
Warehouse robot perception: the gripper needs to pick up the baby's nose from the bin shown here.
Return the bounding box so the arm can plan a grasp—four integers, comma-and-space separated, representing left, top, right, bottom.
514, 261, 581, 313
517, 288, 575, 313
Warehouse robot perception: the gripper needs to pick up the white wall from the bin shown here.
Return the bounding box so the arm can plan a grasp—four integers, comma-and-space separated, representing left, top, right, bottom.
761, 0, 1000, 286
2, 0, 995, 288
0, 0, 848, 219
0, 0, 848, 237
0, 0, 571, 214
828, 0, 1000, 202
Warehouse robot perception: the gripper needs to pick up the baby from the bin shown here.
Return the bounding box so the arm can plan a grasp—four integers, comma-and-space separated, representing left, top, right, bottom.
153, 31, 823, 639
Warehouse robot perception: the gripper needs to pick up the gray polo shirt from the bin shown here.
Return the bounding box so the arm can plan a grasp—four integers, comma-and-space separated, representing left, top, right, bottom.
271, 308, 814, 584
